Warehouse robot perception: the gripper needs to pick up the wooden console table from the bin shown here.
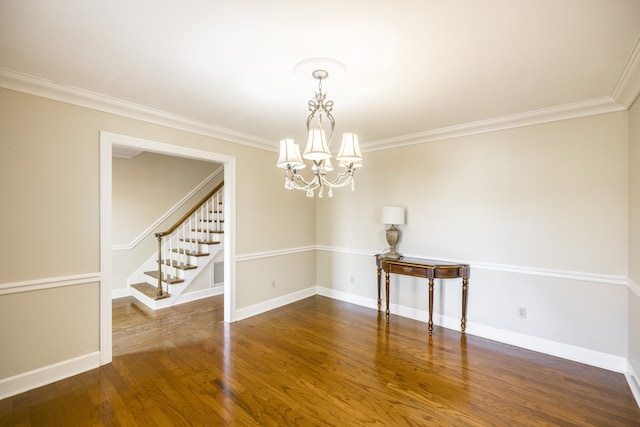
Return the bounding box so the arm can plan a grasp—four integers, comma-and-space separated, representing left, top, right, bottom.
375, 255, 470, 335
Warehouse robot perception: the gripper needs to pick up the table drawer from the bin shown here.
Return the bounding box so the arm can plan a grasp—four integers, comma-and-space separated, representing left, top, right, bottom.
434, 266, 462, 278
389, 264, 428, 277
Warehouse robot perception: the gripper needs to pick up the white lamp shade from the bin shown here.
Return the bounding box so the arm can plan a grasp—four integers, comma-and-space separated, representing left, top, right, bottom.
381, 206, 405, 225
336, 132, 363, 163
322, 158, 334, 172
303, 127, 331, 161
277, 139, 305, 169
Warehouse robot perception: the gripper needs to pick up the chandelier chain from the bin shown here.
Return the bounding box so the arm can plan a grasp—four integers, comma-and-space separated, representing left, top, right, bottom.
306, 76, 335, 146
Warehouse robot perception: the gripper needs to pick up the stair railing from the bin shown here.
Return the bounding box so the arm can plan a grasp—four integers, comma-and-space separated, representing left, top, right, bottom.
154, 181, 224, 297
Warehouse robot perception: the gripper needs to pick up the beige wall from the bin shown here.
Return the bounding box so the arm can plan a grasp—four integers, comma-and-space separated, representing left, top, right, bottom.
0, 87, 315, 384
319, 113, 628, 273
0, 283, 99, 378
629, 97, 640, 376
236, 144, 316, 255
317, 112, 629, 356
0, 89, 100, 282
237, 251, 316, 308
112, 152, 220, 245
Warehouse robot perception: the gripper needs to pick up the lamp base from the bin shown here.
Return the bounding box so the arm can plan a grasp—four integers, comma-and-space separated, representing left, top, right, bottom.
384, 252, 402, 260
385, 225, 402, 259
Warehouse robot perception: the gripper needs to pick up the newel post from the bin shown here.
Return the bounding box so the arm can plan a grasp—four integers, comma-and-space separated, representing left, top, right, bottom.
156, 234, 164, 297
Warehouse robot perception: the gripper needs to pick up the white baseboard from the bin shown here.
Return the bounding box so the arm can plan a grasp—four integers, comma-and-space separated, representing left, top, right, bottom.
112, 287, 131, 299
317, 287, 379, 309
173, 286, 224, 306
466, 321, 628, 373
317, 286, 628, 373
0, 351, 101, 400
627, 361, 640, 408
235, 286, 317, 321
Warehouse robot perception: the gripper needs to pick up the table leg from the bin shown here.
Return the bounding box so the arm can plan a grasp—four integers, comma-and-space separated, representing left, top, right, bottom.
385, 269, 391, 322
376, 265, 381, 312
461, 277, 469, 333
428, 277, 434, 335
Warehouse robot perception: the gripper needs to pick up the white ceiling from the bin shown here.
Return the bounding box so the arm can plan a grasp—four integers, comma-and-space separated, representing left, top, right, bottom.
1, 0, 640, 151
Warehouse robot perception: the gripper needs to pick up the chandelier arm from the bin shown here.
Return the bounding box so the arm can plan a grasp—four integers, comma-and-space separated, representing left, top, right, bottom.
286, 169, 320, 191
320, 170, 356, 188
306, 101, 320, 130
325, 105, 335, 147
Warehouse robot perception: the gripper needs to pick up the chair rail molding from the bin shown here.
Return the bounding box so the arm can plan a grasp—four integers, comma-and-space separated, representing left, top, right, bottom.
0, 273, 101, 296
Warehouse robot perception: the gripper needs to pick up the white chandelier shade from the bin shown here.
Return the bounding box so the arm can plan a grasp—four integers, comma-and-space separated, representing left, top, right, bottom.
336, 132, 362, 163
276, 68, 363, 198
277, 139, 305, 170
303, 127, 331, 161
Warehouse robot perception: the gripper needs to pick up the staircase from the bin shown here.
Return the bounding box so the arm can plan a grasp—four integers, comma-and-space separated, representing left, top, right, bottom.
129, 182, 224, 309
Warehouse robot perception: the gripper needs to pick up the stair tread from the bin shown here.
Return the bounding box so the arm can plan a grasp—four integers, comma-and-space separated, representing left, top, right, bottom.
131, 282, 171, 300
180, 238, 222, 244
158, 259, 197, 270
199, 219, 224, 223
171, 248, 209, 257
191, 228, 224, 233
144, 271, 184, 284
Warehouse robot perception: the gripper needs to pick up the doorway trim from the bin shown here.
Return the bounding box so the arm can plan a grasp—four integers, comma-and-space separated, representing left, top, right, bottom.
99, 131, 237, 365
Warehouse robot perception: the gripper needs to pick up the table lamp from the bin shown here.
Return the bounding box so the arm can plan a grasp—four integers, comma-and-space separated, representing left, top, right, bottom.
381, 206, 405, 259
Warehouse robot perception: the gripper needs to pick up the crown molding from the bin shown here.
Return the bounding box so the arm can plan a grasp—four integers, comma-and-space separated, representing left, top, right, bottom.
0, 68, 275, 152
364, 35, 640, 152
613, 33, 640, 108
3, 40, 640, 155
363, 97, 626, 152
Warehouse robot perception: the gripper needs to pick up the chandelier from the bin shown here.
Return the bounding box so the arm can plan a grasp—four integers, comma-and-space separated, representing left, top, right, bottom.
277, 69, 363, 197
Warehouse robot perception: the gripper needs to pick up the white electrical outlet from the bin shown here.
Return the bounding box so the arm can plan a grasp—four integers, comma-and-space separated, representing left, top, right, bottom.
271, 280, 276, 288
517, 306, 527, 319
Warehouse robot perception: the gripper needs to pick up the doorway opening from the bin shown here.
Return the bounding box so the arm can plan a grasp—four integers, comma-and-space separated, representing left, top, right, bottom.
99, 131, 236, 365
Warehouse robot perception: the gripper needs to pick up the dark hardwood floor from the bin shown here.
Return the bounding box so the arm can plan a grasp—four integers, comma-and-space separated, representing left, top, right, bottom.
1, 295, 639, 426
